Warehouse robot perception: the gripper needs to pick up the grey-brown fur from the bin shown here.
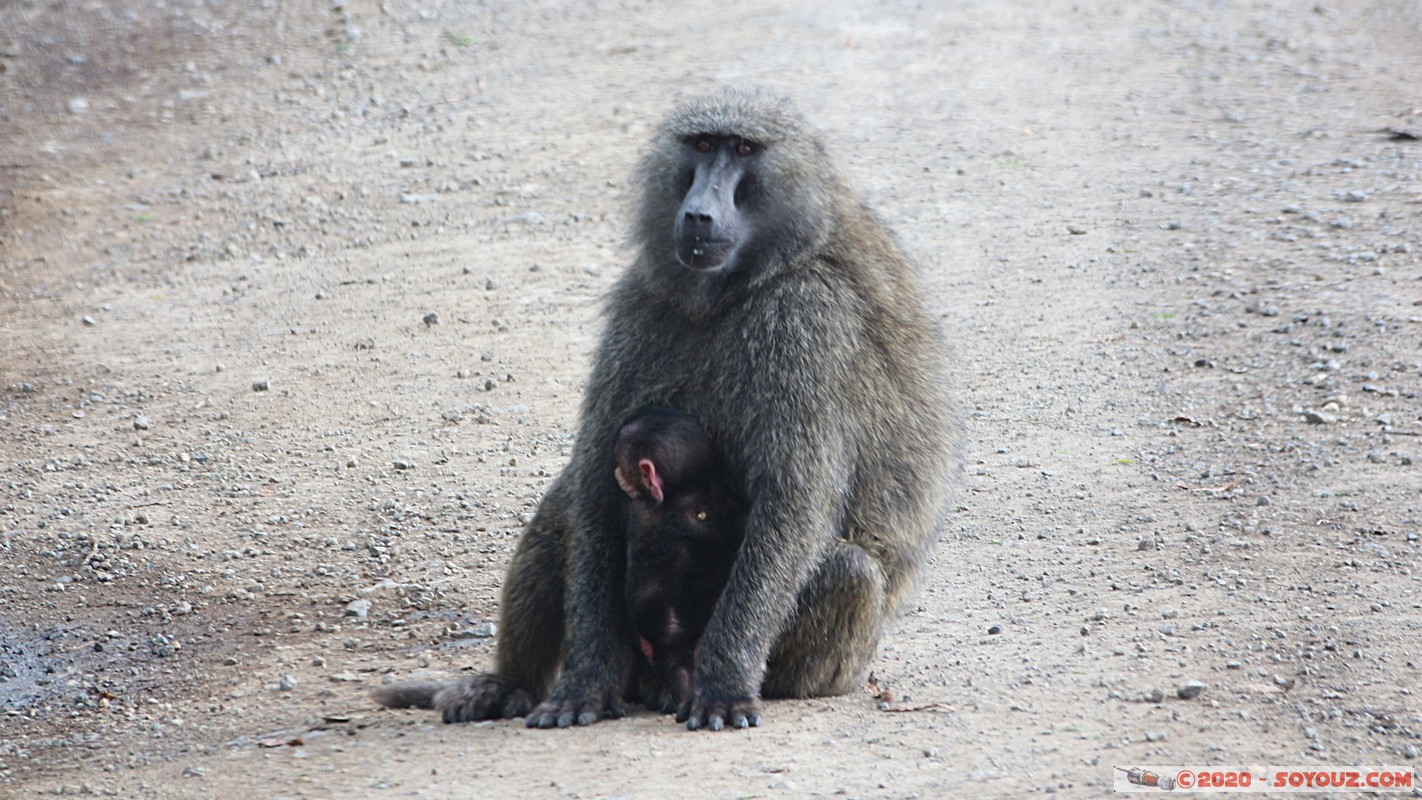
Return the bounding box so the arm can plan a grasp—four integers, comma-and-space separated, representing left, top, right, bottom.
372, 86, 956, 730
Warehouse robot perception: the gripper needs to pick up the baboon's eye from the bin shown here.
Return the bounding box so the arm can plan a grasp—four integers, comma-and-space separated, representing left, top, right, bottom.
692, 136, 715, 154
695, 510, 708, 521
735, 140, 759, 157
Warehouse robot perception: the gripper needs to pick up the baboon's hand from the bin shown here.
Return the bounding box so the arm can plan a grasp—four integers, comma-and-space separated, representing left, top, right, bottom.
525, 677, 627, 728
684, 684, 763, 731
655, 664, 694, 718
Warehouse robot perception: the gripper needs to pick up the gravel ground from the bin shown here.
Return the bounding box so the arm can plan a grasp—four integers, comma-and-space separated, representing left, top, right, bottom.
2, 1, 1420, 797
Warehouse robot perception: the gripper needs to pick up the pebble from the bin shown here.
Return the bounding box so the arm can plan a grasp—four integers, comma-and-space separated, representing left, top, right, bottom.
343, 598, 371, 621
1302, 410, 1334, 425
422, 311, 440, 326
1145, 731, 1167, 742
1177, 680, 1206, 700
485, 277, 499, 291
133, 416, 151, 430
1145, 688, 1165, 703
392, 460, 414, 470
463, 622, 498, 638
986, 623, 1002, 635
278, 673, 298, 691
68, 98, 89, 115
81, 315, 97, 326
252, 380, 270, 392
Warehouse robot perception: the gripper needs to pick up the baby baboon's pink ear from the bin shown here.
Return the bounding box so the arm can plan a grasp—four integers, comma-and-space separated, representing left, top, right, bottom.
638, 459, 665, 503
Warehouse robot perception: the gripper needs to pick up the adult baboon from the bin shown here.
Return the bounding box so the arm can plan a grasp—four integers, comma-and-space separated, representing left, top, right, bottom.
615, 409, 748, 718
374, 86, 955, 731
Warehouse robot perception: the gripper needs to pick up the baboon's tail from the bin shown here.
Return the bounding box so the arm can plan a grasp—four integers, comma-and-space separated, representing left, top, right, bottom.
370, 680, 449, 709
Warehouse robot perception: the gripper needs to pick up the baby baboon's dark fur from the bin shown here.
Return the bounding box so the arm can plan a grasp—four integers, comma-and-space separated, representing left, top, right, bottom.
614, 409, 747, 719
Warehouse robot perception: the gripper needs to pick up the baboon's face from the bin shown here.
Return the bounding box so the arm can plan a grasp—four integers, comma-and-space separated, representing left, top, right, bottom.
671, 134, 762, 271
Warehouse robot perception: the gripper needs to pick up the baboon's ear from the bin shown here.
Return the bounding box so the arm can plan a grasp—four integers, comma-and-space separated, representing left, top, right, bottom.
614, 466, 641, 499
638, 459, 665, 503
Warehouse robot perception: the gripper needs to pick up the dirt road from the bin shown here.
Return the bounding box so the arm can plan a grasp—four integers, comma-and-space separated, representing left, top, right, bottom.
3, 1, 1420, 797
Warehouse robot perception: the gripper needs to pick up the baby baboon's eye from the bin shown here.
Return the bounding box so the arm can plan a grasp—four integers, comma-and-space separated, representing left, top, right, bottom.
695, 510, 708, 521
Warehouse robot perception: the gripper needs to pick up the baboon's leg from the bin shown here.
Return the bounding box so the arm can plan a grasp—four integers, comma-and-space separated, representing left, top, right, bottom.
760, 540, 886, 699
434, 486, 568, 722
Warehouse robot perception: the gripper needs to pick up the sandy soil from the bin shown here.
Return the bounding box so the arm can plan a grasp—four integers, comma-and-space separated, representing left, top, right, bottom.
2, 1, 1420, 797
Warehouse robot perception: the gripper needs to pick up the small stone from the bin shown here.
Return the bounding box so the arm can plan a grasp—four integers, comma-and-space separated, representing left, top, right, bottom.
223, 657, 239, 666
1145, 688, 1165, 704
68, 98, 89, 115
392, 460, 414, 470
252, 380, 270, 392
1145, 731, 1167, 742
422, 312, 440, 326
466, 622, 497, 638
343, 599, 371, 621
1177, 680, 1207, 700
133, 416, 151, 430
1066, 224, 1087, 235
1302, 410, 1334, 425
986, 624, 1002, 635
81, 315, 97, 326
485, 277, 499, 291
278, 673, 298, 691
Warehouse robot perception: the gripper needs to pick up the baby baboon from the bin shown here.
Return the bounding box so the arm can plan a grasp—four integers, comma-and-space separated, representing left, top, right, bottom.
373, 86, 956, 731
615, 409, 748, 718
